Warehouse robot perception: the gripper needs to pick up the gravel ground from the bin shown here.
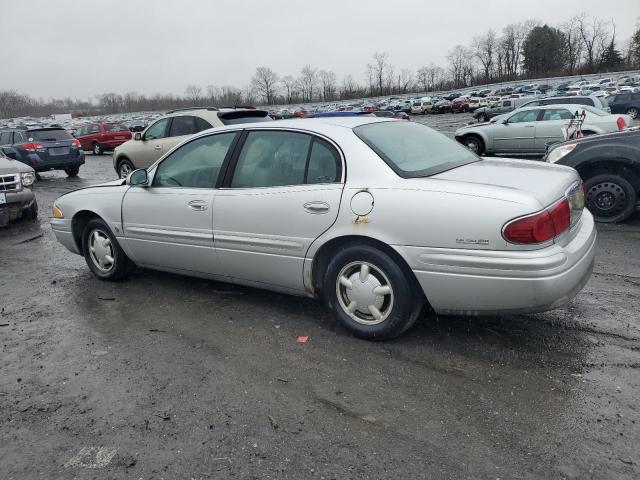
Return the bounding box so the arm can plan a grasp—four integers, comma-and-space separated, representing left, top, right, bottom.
1, 113, 639, 479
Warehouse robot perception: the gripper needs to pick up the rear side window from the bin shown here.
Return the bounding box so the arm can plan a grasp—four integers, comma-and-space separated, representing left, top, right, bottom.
13, 131, 25, 143
104, 123, 128, 132
0, 132, 11, 144
306, 140, 340, 184
195, 117, 212, 132
169, 116, 195, 137
26, 129, 72, 141
89, 124, 100, 134
502, 100, 511, 107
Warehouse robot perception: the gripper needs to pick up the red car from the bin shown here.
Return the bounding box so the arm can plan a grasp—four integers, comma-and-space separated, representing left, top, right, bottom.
74, 121, 132, 155
451, 99, 470, 113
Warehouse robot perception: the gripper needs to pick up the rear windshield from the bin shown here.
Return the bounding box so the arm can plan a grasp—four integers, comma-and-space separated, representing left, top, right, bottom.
354, 121, 479, 178
582, 105, 607, 116
218, 110, 273, 126
25, 129, 72, 142
103, 123, 129, 132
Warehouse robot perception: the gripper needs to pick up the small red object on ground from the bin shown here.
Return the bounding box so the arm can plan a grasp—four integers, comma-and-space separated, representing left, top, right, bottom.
296, 335, 310, 344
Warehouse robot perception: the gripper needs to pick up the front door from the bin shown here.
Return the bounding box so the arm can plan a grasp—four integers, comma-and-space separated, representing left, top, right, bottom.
121, 131, 238, 274
136, 118, 172, 168
213, 129, 344, 292
493, 109, 539, 153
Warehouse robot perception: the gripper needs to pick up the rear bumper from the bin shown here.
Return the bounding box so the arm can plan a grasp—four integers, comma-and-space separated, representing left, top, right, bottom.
29, 154, 85, 172
395, 211, 597, 315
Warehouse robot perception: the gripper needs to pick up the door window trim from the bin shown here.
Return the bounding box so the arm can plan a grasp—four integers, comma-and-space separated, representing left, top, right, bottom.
219, 128, 345, 189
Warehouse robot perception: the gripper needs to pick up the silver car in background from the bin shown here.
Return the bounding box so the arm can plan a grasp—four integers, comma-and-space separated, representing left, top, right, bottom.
455, 104, 632, 156
51, 118, 596, 340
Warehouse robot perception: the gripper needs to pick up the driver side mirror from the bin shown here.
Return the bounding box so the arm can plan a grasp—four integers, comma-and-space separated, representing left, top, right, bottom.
126, 169, 148, 187
134, 132, 142, 141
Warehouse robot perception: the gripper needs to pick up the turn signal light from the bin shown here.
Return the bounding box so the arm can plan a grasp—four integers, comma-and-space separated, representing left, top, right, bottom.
503, 199, 570, 244
52, 206, 64, 219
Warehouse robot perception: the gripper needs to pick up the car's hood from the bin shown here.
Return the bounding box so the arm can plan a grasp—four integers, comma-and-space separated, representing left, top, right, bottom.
0, 157, 35, 175
93, 178, 126, 187
433, 158, 580, 207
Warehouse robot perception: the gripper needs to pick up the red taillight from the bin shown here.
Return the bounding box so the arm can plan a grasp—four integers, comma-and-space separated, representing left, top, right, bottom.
71, 139, 81, 148
503, 199, 570, 244
21, 143, 44, 152
617, 117, 627, 130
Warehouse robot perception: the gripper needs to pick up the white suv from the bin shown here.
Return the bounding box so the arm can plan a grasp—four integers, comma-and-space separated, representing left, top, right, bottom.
113, 108, 270, 178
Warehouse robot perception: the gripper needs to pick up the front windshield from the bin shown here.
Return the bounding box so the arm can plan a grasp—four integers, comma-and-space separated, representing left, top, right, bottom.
354, 121, 480, 178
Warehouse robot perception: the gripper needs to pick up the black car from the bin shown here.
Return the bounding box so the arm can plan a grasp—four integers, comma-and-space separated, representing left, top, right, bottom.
544, 128, 640, 223
0, 127, 84, 177
607, 92, 640, 120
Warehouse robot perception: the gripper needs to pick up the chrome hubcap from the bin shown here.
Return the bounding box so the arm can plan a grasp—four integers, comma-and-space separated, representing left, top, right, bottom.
336, 261, 394, 325
94, 144, 100, 154
119, 163, 132, 178
466, 140, 479, 153
89, 229, 114, 273
587, 182, 626, 217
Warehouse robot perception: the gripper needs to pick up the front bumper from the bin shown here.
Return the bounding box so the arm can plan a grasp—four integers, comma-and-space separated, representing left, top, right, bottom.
396, 211, 597, 315
0, 190, 36, 226
50, 217, 81, 254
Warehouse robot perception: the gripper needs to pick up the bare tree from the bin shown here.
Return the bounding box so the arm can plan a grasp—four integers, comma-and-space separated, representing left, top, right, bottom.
561, 17, 585, 74
473, 30, 497, 82
184, 85, 202, 105
299, 65, 318, 102
370, 52, 391, 95
415, 67, 430, 93
281, 75, 296, 103
251, 67, 279, 105
447, 45, 473, 88
577, 14, 609, 72
341, 75, 358, 99
318, 70, 337, 101
397, 69, 413, 93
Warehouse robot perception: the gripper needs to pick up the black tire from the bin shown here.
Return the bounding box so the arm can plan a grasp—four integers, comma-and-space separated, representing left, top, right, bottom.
462, 135, 485, 155
81, 218, 133, 280
585, 174, 637, 223
22, 199, 38, 221
65, 166, 79, 177
322, 243, 423, 341
478, 113, 489, 122
626, 107, 639, 120
117, 158, 134, 179
92, 142, 103, 155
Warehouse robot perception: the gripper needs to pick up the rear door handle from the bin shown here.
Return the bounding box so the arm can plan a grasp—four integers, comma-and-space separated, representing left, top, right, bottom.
188, 200, 208, 211
304, 201, 330, 214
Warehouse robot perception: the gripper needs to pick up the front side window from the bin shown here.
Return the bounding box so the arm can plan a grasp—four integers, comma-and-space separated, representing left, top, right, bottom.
354, 121, 478, 178
89, 124, 100, 134
153, 132, 237, 188
144, 118, 170, 140
168, 116, 195, 137
542, 109, 573, 121
502, 100, 511, 107
508, 110, 539, 123
231, 131, 311, 188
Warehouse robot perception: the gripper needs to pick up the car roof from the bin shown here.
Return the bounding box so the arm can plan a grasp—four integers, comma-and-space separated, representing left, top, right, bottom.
516, 103, 592, 111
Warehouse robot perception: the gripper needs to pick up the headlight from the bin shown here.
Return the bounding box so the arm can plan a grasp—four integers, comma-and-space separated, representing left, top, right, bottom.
21, 172, 36, 186
547, 144, 577, 163
52, 205, 64, 219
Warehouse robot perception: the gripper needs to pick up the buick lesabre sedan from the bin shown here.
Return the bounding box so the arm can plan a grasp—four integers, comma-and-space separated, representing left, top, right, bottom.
51, 118, 596, 340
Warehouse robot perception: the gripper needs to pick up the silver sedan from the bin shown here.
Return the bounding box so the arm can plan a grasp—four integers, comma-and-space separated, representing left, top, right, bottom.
51, 117, 596, 340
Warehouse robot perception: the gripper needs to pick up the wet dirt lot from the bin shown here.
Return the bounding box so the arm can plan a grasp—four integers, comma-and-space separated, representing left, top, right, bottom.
1, 114, 639, 479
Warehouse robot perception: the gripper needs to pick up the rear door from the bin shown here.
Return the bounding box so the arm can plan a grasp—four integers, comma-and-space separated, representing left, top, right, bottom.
534, 108, 575, 151
121, 131, 239, 273
213, 129, 344, 292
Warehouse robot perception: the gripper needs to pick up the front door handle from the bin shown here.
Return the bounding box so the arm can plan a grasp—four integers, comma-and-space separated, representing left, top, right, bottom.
154, 145, 162, 151
304, 201, 330, 214
188, 200, 208, 211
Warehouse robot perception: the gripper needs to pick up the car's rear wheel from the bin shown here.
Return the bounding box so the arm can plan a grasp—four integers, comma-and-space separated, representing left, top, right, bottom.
585, 174, 637, 223
82, 218, 133, 280
462, 135, 485, 155
626, 107, 639, 119
477, 113, 489, 122
65, 166, 79, 177
117, 159, 134, 178
323, 244, 423, 340
92, 142, 103, 155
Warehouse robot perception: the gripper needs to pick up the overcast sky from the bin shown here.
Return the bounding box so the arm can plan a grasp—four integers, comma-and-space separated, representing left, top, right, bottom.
2, 0, 638, 99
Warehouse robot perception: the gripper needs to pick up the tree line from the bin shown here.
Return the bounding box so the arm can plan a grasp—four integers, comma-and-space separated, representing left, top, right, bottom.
1, 13, 640, 119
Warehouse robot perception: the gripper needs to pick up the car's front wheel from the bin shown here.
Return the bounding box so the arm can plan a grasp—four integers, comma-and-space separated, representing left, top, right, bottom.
92, 142, 103, 155
462, 135, 485, 155
22, 200, 38, 221
477, 113, 489, 122
323, 244, 423, 340
117, 159, 134, 178
626, 107, 639, 119
82, 218, 133, 280
585, 174, 637, 223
